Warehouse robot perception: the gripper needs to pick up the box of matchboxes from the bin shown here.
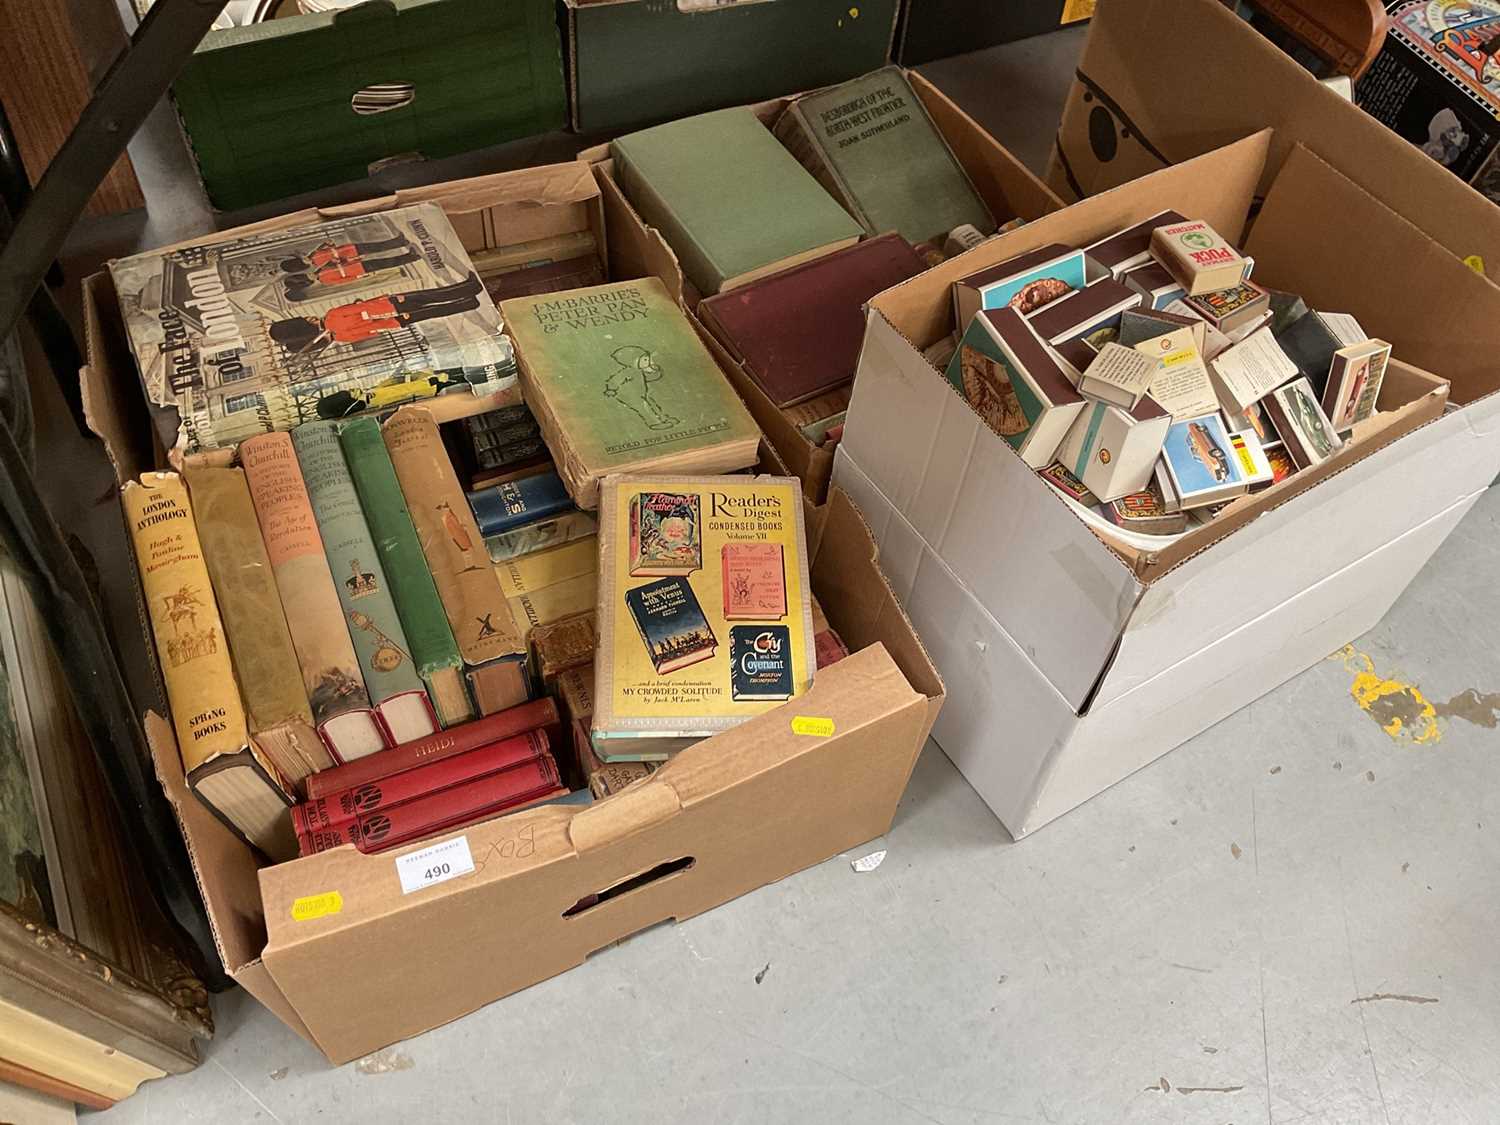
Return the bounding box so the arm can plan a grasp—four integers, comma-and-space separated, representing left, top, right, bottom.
834, 130, 1500, 839
82, 159, 942, 1065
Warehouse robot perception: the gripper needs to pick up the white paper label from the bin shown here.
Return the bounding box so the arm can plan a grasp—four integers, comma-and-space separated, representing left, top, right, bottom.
851, 850, 887, 873
1209, 326, 1299, 411
395, 836, 475, 895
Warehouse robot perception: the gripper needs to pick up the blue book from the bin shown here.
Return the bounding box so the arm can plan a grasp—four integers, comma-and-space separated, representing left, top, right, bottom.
467, 470, 573, 536
623, 577, 718, 675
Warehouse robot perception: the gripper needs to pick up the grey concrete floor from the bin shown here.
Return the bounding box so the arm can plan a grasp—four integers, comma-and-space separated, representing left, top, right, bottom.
66, 24, 1500, 1125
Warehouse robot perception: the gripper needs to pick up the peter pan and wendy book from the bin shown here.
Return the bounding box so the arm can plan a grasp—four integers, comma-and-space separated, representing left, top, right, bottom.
107, 202, 517, 454
593, 474, 815, 763
501, 278, 761, 510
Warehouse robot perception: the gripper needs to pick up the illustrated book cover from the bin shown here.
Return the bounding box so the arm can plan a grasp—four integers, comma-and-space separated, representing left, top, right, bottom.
629, 490, 701, 576
108, 202, 517, 453
593, 474, 815, 762
502, 278, 761, 509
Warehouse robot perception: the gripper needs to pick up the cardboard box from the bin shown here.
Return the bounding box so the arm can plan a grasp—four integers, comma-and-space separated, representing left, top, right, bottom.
563, 0, 901, 134
80, 167, 943, 1065
171, 0, 566, 212
833, 131, 1500, 837
1049, 0, 1500, 283
897, 0, 1094, 66
582, 73, 1063, 504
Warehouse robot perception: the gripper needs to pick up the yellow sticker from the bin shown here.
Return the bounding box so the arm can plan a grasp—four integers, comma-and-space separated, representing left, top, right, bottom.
1465, 254, 1485, 276
1060, 0, 1096, 24
791, 716, 836, 737
290, 891, 343, 921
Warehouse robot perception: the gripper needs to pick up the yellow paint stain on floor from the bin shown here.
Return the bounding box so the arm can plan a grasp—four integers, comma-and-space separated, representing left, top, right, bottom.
1333, 646, 1443, 745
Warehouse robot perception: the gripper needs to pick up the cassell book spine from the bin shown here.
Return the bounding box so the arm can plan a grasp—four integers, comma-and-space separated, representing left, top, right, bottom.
182, 466, 329, 789
339, 415, 474, 729
304, 697, 559, 800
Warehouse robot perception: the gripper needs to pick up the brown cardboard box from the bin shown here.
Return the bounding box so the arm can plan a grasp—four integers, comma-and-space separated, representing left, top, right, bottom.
1050, 0, 1500, 281
81, 165, 943, 1065
581, 72, 1064, 505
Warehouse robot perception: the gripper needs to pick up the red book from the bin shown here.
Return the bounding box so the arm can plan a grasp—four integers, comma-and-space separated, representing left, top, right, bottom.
292, 730, 550, 835
304, 698, 558, 800
296, 756, 564, 856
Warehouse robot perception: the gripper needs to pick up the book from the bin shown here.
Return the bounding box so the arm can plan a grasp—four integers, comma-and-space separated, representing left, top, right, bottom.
721, 543, 788, 620
1026, 278, 1141, 347
507, 573, 598, 645
594, 475, 815, 762
304, 697, 559, 800
811, 595, 851, 669
1322, 339, 1391, 431
1107, 486, 1188, 535
182, 466, 329, 791
1149, 220, 1250, 296
485, 509, 597, 564
629, 490, 701, 577
1057, 395, 1172, 503
1184, 280, 1270, 334
952, 243, 1088, 331
573, 718, 659, 799
1263, 376, 1345, 469
772, 66, 995, 245
469, 452, 552, 493
338, 415, 474, 729
296, 754, 564, 855
1083, 210, 1187, 280
107, 203, 516, 453
1137, 328, 1218, 420
240, 432, 385, 762
697, 234, 926, 407
483, 256, 606, 303
556, 664, 594, 726
495, 537, 599, 598
292, 421, 435, 747
610, 107, 864, 295
502, 278, 762, 508
1159, 414, 1250, 509
470, 231, 599, 276
531, 613, 596, 686
381, 407, 527, 712
1076, 341, 1158, 410
946, 306, 1086, 469
292, 729, 550, 834
121, 473, 297, 861
468, 470, 572, 537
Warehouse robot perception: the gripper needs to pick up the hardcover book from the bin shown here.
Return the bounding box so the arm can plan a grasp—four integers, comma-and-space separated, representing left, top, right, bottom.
593, 475, 815, 762
293, 421, 436, 747
502, 278, 762, 508
338, 415, 473, 729
507, 574, 598, 644
485, 510, 597, 564
573, 719, 659, 799
629, 491, 701, 577
495, 536, 599, 598
531, 612, 596, 686
610, 107, 864, 296
468, 470, 573, 537
1149, 219, 1250, 296
240, 431, 385, 763
697, 234, 926, 407
1159, 414, 1250, 509
182, 466, 330, 791
772, 66, 995, 245
946, 306, 1086, 469
1263, 376, 1345, 469
121, 473, 297, 861
952, 243, 1088, 331
107, 203, 516, 453
721, 543, 787, 620
1322, 339, 1391, 432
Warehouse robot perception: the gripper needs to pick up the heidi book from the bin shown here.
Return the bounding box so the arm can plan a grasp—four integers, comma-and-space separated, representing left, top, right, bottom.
593, 474, 815, 763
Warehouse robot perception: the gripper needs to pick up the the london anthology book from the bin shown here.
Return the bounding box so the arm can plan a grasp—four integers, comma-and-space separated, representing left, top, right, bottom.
593, 474, 815, 763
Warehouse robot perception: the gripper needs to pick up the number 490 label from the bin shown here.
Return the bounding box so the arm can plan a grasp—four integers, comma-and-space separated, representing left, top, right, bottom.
395, 836, 475, 895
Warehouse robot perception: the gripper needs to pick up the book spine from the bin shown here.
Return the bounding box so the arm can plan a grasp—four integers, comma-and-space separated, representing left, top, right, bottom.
484, 510, 596, 563
771, 104, 870, 234
183, 466, 327, 785
468, 475, 572, 536
239, 432, 376, 752
293, 729, 549, 833
298, 755, 563, 855
304, 697, 559, 799
337, 416, 468, 692
121, 474, 250, 771
381, 408, 523, 668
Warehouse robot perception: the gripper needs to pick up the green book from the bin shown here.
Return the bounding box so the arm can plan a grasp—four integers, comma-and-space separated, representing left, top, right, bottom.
501, 277, 762, 510
338, 416, 475, 730
774, 66, 995, 246
610, 107, 863, 296
291, 421, 436, 747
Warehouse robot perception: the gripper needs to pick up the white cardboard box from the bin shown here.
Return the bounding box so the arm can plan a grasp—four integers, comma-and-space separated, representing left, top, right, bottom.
834, 132, 1500, 837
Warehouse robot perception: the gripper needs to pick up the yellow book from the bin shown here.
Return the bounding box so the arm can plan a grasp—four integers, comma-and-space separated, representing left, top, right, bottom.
506, 572, 598, 638
493, 535, 598, 598
122, 473, 296, 862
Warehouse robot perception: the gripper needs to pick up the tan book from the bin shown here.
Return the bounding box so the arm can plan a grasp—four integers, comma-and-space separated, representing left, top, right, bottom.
507, 573, 597, 641
556, 663, 595, 726
381, 407, 527, 713
184, 466, 330, 792
121, 473, 296, 861
239, 433, 386, 763
530, 611, 596, 686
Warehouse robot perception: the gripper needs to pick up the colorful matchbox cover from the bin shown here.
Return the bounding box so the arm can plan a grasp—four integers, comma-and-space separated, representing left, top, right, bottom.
951, 243, 1088, 332
1160, 413, 1250, 509
1263, 376, 1344, 469
594, 474, 815, 750
1322, 339, 1391, 432
1149, 219, 1250, 296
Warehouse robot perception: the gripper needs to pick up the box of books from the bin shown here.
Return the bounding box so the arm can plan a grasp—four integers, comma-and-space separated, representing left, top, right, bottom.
162, 0, 566, 212
80, 160, 943, 1064
834, 132, 1500, 838
581, 69, 1063, 505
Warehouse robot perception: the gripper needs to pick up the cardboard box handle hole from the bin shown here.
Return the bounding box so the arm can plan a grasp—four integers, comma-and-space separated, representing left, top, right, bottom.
563, 855, 695, 918
352, 83, 415, 116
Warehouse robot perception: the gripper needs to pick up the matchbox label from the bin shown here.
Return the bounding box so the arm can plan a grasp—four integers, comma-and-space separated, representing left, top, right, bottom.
1165, 222, 1238, 267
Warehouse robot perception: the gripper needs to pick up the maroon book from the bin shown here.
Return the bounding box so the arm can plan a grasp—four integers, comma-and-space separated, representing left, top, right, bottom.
304, 698, 559, 800
296, 755, 565, 856
483, 256, 605, 302
698, 234, 925, 407
292, 730, 551, 835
